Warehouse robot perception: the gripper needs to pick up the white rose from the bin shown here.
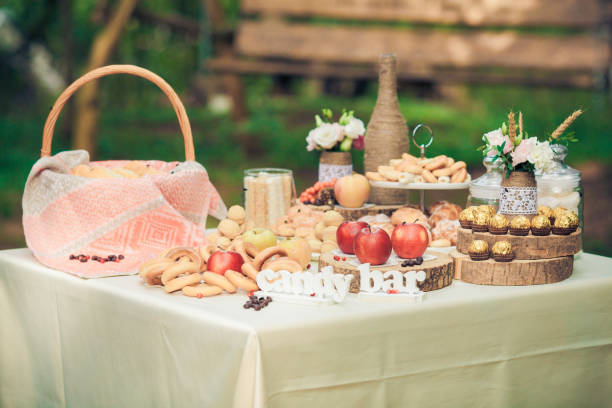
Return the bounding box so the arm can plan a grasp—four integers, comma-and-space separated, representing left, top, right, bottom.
308, 123, 344, 150
528, 140, 555, 173
344, 117, 365, 139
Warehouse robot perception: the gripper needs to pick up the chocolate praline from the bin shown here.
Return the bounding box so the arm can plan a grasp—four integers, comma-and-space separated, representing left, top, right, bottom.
472, 211, 491, 232
468, 240, 489, 261
459, 208, 475, 229
492, 241, 514, 262
478, 205, 496, 217
552, 214, 573, 235
566, 211, 579, 232
537, 205, 554, 223
531, 215, 551, 236
509, 216, 530, 236
552, 207, 567, 222
488, 214, 509, 235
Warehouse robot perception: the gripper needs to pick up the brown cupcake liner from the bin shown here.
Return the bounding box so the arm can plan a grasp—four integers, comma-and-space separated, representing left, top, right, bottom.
471, 224, 489, 233
552, 227, 573, 235
531, 227, 551, 236
493, 253, 514, 262
509, 228, 529, 236
468, 251, 489, 261
459, 220, 472, 229
488, 227, 508, 235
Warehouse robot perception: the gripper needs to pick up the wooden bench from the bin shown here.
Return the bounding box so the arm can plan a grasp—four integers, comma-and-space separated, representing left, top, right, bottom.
209, 0, 611, 116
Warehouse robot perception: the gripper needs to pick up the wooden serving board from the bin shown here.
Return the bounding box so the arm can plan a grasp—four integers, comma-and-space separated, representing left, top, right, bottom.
456, 227, 581, 260
451, 251, 573, 285
334, 204, 404, 221
318, 251, 453, 294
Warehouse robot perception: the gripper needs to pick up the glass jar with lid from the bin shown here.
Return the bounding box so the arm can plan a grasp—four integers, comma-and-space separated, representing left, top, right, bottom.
467, 156, 503, 209
243, 168, 295, 229
536, 144, 583, 227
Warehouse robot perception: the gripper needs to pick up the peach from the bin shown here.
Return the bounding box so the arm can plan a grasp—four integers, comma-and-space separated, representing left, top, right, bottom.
334, 173, 370, 208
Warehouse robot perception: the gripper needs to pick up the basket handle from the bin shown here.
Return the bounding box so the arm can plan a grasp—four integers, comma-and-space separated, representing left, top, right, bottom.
41, 64, 195, 161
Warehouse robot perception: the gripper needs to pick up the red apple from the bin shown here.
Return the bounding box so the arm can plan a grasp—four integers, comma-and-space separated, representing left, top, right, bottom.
337, 221, 369, 254
391, 222, 429, 259
354, 225, 392, 265
207, 251, 244, 275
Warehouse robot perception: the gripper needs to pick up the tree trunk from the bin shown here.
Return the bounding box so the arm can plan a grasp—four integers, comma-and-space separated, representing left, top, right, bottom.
72, 0, 140, 156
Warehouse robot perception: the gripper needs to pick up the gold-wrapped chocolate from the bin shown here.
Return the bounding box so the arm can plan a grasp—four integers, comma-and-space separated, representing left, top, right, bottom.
552, 214, 573, 235
488, 214, 509, 235
537, 205, 554, 222
492, 241, 514, 262
459, 207, 475, 229
509, 215, 530, 236
553, 207, 567, 221
566, 211, 579, 231
531, 215, 551, 236
477, 205, 496, 217
492, 241, 513, 255
468, 240, 489, 261
472, 211, 491, 232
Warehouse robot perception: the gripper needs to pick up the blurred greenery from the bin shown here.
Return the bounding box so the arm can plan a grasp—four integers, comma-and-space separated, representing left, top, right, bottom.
1, 0, 611, 255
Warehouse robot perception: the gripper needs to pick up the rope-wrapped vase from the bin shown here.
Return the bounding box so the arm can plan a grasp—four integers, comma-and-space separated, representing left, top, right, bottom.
319, 151, 353, 182
365, 53, 410, 204
498, 171, 538, 220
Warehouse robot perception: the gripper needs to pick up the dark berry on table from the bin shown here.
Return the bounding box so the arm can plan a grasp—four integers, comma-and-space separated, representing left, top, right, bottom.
118, 254, 124, 260
266, 296, 272, 301
69, 254, 76, 260
108, 255, 116, 261
254, 305, 261, 311
243, 303, 250, 309
416, 256, 423, 265
79, 258, 87, 263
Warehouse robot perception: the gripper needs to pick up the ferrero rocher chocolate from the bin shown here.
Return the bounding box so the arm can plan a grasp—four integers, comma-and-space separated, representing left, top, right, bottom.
477, 205, 496, 217
488, 214, 509, 235
531, 215, 551, 236
492, 241, 514, 262
459, 208, 475, 229
537, 205, 554, 223
566, 211, 579, 232
471, 211, 491, 232
553, 207, 567, 222
468, 240, 489, 261
509, 216, 530, 236
552, 214, 573, 235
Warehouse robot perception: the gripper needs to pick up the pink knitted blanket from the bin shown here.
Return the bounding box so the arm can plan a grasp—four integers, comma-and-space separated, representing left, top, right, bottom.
22, 150, 226, 278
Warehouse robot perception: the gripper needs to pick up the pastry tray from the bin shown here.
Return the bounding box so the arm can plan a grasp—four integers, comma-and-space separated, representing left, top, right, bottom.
369, 178, 470, 190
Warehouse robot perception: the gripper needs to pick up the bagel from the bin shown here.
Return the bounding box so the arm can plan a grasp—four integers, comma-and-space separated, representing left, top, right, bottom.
262, 257, 303, 273
164, 273, 202, 293
241, 262, 259, 281
161, 259, 199, 285
225, 270, 259, 292
202, 271, 237, 293
253, 246, 288, 270
140, 259, 173, 286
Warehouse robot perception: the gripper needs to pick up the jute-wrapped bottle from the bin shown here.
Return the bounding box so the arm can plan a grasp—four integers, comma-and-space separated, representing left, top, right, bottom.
365, 53, 410, 204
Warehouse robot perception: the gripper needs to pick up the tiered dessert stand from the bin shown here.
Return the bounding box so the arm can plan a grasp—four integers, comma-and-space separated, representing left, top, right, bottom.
368, 125, 470, 213
452, 227, 582, 285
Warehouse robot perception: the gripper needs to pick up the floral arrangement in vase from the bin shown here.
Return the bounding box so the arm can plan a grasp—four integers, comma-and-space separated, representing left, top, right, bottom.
306, 109, 366, 152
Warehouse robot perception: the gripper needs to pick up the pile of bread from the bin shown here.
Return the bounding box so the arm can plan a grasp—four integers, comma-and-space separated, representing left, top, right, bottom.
206, 205, 255, 252
366, 153, 469, 184
72, 161, 162, 178
358, 201, 462, 247
271, 204, 345, 254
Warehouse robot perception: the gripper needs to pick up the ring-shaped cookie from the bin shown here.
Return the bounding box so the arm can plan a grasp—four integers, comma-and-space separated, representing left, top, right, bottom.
202, 271, 237, 293
241, 262, 259, 281
161, 259, 200, 285
225, 270, 259, 292
253, 246, 288, 270
262, 257, 303, 273
182, 283, 223, 298
164, 273, 202, 293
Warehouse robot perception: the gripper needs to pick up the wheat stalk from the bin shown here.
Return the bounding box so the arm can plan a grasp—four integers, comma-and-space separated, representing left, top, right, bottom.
508, 110, 516, 146
518, 111, 523, 135
551, 109, 583, 139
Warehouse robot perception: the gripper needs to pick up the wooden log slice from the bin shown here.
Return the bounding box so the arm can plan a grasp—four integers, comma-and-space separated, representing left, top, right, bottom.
318, 251, 453, 293
452, 251, 573, 285
334, 204, 404, 221
456, 227, 581, 260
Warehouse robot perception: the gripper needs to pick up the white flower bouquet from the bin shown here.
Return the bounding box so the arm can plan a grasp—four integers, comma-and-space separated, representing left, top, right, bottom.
306, 109, 366, 152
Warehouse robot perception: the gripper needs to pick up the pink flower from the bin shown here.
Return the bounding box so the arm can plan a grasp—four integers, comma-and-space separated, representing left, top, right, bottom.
511, 137, 536, 167
484, 129, 512, 156
352, 135, 365, 150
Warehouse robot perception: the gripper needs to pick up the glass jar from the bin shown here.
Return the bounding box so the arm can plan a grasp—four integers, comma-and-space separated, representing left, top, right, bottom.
243, 168, 295, 229
467, 156, 503, 208
536, 144, 583, 227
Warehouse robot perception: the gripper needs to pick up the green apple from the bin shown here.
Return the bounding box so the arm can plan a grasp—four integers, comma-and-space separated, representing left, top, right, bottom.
279, 237, 312, 269
242, 228, 277, 251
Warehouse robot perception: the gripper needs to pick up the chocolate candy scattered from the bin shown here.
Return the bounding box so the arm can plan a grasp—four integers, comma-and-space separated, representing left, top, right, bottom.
243, 295, 272, 311
401, 257, 423, 267
69, 253, 125, 263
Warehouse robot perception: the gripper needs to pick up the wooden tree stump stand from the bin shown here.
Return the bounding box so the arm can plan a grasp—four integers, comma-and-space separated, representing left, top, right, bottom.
334, 204, 404, 220
319, 251, 453, 293
456, 227, 581, 260
452, 251, 573, 285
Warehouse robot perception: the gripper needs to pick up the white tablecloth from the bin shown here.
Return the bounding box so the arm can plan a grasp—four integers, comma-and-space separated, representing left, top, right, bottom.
1, 248, 612, 407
